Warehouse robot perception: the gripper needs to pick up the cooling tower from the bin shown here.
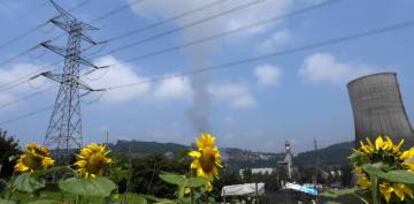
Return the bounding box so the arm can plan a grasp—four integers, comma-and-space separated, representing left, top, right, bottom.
347, 72, 414, 148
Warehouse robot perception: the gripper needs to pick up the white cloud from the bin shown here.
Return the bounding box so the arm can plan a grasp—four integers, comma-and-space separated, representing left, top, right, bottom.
254, 64, 282, 86
209, 83, 256, 108
86, 56, 151, 104
0, 62, 51, 110
86, 56, 193, 104
256, 30, 292, 53
299, 53, 379, 84
153, 75, 192, 100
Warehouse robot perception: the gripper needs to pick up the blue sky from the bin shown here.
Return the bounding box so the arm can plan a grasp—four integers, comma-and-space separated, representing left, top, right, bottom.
0, 0, 413, 153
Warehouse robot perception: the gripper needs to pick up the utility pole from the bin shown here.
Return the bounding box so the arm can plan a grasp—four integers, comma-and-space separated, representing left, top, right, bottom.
105, 129, 109, 144
313, 138, 319, 185
41, 0, 104, 162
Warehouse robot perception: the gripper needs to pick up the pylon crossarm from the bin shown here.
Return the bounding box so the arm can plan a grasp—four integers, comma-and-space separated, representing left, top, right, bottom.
49, 0, 76, 23
78, 22, 99, 31
49, 18, 73, 33
82, 65, 110, 76
76, 79, 95, 91
78, 56, 100, 69
80, 33, 98, 45
40, 71, 63, 83
40, 42, 66, 57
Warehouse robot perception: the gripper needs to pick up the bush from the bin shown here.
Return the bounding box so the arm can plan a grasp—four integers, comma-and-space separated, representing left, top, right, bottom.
129, 154, 186, 198
0, 130, 20, 179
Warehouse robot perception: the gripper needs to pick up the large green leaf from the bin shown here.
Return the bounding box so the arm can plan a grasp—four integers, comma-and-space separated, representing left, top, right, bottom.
362, 164, 384, 178
0, 199, 16, 204
363, 164, 414, 185
28, 200, 59, 204
185, 177, 207, 188
58, 177, 116, 197
159, 173, 207, 188
159, 173, 186, 186
130, 195, 148, 204
144, 195, 176, 204
14, 173, 46, 193
381, 170, 414, 185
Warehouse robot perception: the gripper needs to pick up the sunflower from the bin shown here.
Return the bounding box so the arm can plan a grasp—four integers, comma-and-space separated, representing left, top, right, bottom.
400, 147, 414, 172
189, 133, 223, 191
352, 136, 414, 203
356, 175, 371, 189
195, 132, 216, 150
393, 183, 414, 201
74, 143, 112, 178
359, 136, 402, 156
380, 182, 394, 203
14, 143, 54, 173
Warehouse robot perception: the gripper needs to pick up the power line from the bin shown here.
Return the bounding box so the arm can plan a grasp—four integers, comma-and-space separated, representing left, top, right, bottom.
0, 0, 94, 73
108, 0, 229, 41
90, 0, 145, 22
0, 68, 58, 92
41, 0, 93, 12
116, 0, 345, 64
0, 44, 43, 67
51, 0, 229, 65
0, 0, 93, 52
99, 0, 265, 56
0, 21, 49, 51
101, 19, 414, 91
46, 0, 146, 52
67, 0, 93, 12
3, 18, 413, 125
0, 88, 54, 111
0, 105, 53, 125
4, 7, 414, 125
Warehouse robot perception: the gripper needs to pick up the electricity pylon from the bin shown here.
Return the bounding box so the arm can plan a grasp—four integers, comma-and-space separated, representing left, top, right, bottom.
40, 0, 103, 161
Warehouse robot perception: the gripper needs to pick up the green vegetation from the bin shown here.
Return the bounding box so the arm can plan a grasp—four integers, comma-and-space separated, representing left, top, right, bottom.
294, 141, 354, 166
0, 130, 21, 179
108, 140, 189, 157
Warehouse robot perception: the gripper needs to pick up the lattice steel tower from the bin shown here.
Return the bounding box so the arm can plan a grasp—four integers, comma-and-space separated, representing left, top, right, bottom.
40, 1, 102, 160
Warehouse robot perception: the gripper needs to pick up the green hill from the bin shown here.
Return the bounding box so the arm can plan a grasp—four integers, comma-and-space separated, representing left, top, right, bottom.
108, 140, 189, 157
109, 140, 355, 167
294, 141, 355, 166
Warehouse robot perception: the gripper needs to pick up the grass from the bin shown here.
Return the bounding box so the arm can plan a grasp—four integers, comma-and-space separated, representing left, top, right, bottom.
2, 191, 146, 204
319, 188, 365, 204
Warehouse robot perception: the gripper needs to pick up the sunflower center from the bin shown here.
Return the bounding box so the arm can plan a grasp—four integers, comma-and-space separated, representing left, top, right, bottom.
199, 149, 215, 173
86, 152, 106, 175
23, 154, 43, 171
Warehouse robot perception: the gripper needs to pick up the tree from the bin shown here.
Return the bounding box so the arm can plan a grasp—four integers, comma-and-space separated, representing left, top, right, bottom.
129, 154, 186, 198
0, 130, 20, 179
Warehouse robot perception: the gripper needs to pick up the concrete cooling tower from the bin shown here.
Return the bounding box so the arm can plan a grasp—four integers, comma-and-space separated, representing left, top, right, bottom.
347, 72, 414, 148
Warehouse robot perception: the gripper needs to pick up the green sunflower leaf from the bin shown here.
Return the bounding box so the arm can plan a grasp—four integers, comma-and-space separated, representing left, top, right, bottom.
363, 164, 414, 184
28, 200, 59, 204
159, 173, 186, 186
362, 164, 384, 177
58, 177, 116, 197
381, 170, 414, 184
0, 199, 17, 204
144, 195, 175, 204
14, 173, 46, 193
185, 177, 208, 188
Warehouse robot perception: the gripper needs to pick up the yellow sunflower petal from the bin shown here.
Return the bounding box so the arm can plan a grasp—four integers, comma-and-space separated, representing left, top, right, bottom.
376, 136, 384, 151
379, 182, 393, 203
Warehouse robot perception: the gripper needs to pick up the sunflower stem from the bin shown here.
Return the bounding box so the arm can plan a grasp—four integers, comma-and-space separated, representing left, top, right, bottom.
370, 175, 380, 204
190, 170, 194, 204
